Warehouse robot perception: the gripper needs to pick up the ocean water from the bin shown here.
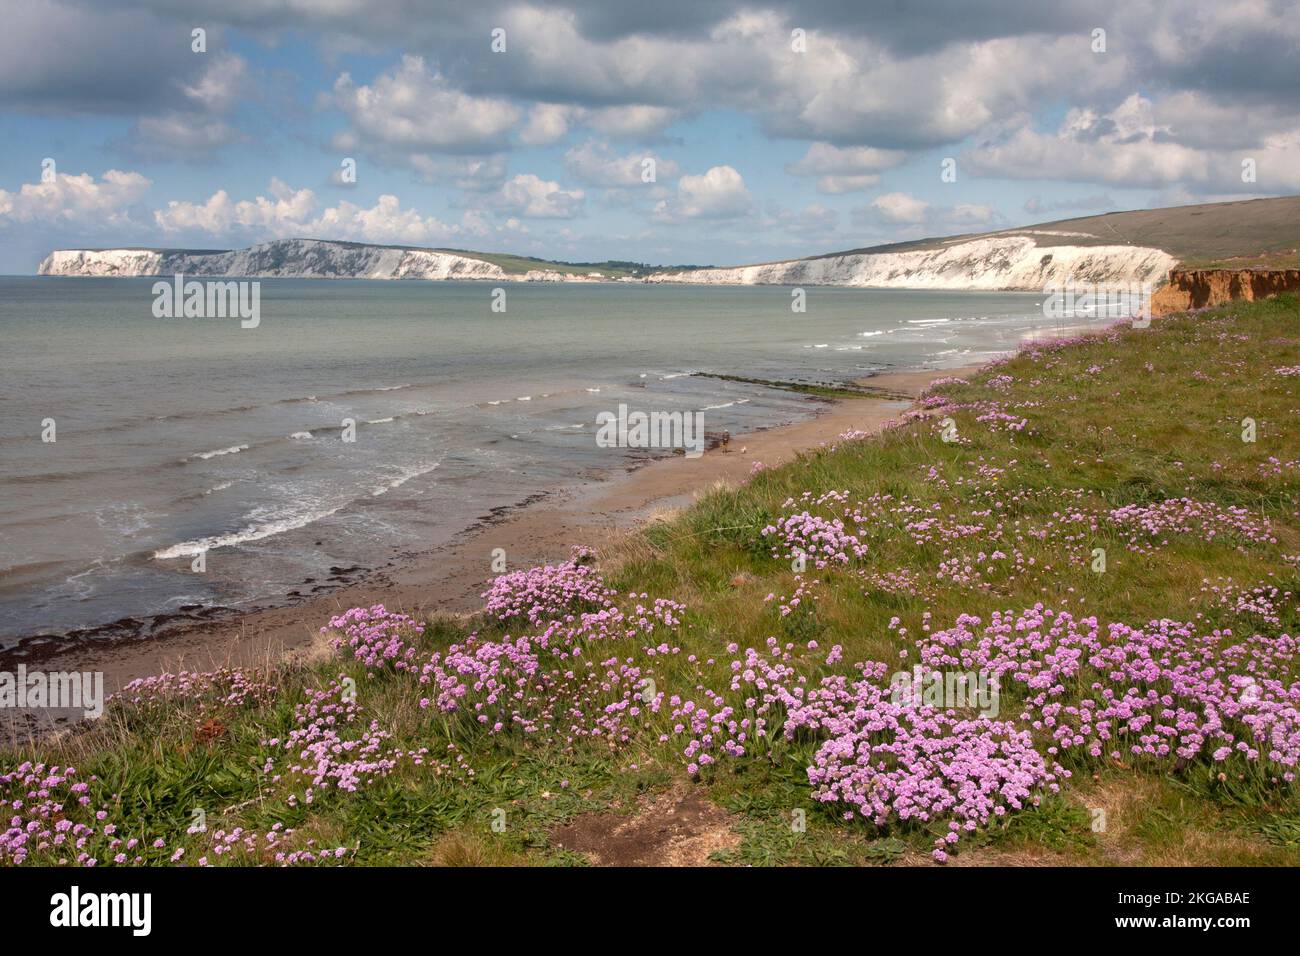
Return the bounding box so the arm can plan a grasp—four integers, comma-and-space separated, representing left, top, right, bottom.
0, 277, 1074, 646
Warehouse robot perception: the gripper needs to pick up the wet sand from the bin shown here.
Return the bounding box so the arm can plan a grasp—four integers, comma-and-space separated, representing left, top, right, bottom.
4, 367, 970, 695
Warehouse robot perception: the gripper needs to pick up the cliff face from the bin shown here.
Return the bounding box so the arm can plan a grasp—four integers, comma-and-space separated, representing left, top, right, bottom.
646, 236, 1177, 291
1151, 269, 1300, 315
40, 249, 167, 277
40, 235, 1178, 291
39, 239, 510, 281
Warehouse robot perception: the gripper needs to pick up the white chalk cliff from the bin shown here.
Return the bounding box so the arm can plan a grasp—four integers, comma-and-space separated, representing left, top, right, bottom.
39, 239, 511, 281
40, 235, 1177, 291
644, 236, 1176, 290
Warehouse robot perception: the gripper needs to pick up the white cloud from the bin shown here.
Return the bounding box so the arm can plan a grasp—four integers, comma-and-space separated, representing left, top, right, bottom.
653, 165, 754, 221
406, 155, 508, 190
488, 8, 1118, 151
850, 192, 1005, 236
131, 114, 245, 157
180, 52, 250, 113
519, 103, 574, 146
785, 143, 908, 193
865, 191, 930, 224
517, 103, 681, 146
0, 169, 150, 227
961, 93, 1300, 191
331, 55, 521, 154
153, 179, 317, 237
1023, 194, 1116, 216
121, 52, 253, 159
153, 179, 477, 244
583, 105, 681, 140
312, 194, 461, 244
767, 202, 840, 240
488, 174, 585, 218
564, 141, 679, 187
947, 202, 999, 225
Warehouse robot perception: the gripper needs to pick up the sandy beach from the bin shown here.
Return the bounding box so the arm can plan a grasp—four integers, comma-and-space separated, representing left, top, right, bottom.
4, 367, 968, 695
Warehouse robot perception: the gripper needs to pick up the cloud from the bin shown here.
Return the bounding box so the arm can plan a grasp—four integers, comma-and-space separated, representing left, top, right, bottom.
330, 55, 522, 155
767, 202, 840, 240
851, 192, 1002, 233
179, 51, 251, 114
564, 141, 679, 187
153, 179, 317, 237
519, 104, 574, 146
963, 93, 1300, 192
486, 174, 585, 219
19, 2, 1300, 173
312, 194, 464, 244
406, 155, 508, 190
0, 169, 151, 227
152, 178, 480, 244
785, 143, 907, 193
0, 0, 204, 114
518, 103, 682, 146
653, 165, 754, 221
1023, 194, 1116, 216
583, 105, 681, 140
861, 192, 930, 225
120, 53, 253, 160
126, 114, 246, 161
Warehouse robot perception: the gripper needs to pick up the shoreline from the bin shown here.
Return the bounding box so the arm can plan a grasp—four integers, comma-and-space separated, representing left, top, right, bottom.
2, 365, 975, 695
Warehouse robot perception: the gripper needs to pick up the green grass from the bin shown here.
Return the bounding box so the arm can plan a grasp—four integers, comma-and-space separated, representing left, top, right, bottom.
814, 195, 1300, 266
5, 295, 1299, 867
433, 249, 711, 278
1176, 251, 1300, 271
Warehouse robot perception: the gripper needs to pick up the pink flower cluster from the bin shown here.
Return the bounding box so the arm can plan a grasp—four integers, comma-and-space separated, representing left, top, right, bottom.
1107, 498, 1276, 553
0, 763, 167, 866
1259, 456, 1300, 477
787, 663, 1065, 862
114, 667, 277, 710
764, 575, 819, 617
669, 639, 808, 771
912, 606, 1300, 779
909, 395, 1030, 435
762, 511, 868, 568
202, 825, 349, 866
322, 604, 423, 671
481, 551, 616, 627
664, 642, 1064, 861
273, 679, 402, 799
416, 594, 685, 747
824, 428, 872, 451
1202, 578, 1294, 628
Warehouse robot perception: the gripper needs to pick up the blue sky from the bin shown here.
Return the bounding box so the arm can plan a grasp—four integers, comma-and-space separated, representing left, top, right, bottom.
1, 0, 1297, 273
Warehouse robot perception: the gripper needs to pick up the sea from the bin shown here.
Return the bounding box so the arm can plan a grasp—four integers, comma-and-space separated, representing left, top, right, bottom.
0, 276, 1084, 647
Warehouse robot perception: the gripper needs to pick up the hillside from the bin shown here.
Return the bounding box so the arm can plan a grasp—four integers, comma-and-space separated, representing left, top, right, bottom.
814, 195, 1300, 265
4, 294, 1298, 867
647, 196, 1300, 287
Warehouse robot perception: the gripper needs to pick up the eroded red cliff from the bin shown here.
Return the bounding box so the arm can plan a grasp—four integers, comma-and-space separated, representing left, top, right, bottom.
1152, 269, 1300, 315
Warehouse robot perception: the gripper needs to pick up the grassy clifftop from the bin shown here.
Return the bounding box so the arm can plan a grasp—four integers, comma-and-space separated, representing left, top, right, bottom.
4, 296, 1299, 867
813, 195, 1300, 270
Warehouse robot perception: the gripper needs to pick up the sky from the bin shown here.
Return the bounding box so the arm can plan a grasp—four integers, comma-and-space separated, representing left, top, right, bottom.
1, 0, 1298, 273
